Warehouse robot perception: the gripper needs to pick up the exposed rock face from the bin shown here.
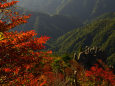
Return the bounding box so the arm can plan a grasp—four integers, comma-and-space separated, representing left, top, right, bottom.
75, 46, 107, 69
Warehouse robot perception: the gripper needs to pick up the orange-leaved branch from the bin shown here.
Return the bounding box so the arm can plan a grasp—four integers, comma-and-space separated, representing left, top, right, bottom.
85, 64, 115, 86
0, 0, 54, 85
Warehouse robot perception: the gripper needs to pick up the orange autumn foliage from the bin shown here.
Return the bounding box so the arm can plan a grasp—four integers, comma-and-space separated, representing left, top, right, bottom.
0, 1, 19, 8
85, 64, 115, 86
0, 0, 56, 85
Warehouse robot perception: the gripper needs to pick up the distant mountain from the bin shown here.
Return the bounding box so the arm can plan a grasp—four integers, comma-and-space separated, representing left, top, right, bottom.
18, 0, 115, 21
18, 0, 62, 14
13, 9, 80, 40
58, 0, 115, 21
50, 13, 115, 57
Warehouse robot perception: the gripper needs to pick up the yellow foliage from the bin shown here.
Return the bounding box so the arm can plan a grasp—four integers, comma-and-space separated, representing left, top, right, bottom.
0, 32, 4, 40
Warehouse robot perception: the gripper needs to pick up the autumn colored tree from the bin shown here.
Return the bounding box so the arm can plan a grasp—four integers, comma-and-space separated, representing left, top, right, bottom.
85, 64, 115, 86
0, 0, 55, 85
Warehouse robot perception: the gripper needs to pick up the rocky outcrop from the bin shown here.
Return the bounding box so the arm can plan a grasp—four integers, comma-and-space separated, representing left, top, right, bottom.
75, 46, 107, 69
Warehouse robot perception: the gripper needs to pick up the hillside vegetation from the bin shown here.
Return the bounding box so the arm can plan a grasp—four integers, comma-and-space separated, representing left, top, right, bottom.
13, 9, 80, 40
50, 13, 115, 66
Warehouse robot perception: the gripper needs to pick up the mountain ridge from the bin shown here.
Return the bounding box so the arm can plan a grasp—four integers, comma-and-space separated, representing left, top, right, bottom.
13, 9, 80, 40
50, 13, 115, 56
18, 0, 115, 21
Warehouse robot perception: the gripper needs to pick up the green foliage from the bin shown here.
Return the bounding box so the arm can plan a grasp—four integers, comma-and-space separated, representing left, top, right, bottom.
51, 54, 72, 73
51, 57, 65, 73
107, 53, 115, 67
51, 13, 115, 67
61, 54, 72, 63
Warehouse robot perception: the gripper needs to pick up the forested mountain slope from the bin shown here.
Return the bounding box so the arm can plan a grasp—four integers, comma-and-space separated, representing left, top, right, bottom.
13, 9, 80, 40
51, 13, 115, 57
50, 13, 115, 66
